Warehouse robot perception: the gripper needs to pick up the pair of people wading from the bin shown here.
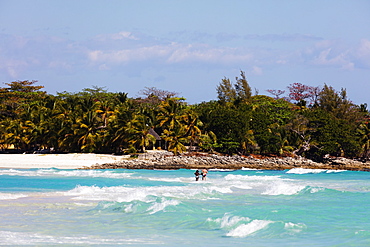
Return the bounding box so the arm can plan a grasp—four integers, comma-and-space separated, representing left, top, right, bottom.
194, 169, 208, 181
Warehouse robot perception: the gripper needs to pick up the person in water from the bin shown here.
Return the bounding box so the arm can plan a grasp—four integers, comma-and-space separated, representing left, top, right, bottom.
194, 170, 200, 181
202, 169, 208, 180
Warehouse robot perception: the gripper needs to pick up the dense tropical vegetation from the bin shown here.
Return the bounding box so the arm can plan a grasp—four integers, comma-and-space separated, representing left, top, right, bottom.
0, 73, 369, 161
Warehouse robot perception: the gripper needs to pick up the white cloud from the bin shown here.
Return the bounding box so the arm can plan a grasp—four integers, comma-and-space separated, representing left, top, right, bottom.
244, 33, 323, 42
68, 34, 370, 73
87, 42, 255, 67
88, 50, 103, 62
112, 31, 139, 40
87, 45, 172, 64
95, 31, 140, 42
353, 39, 370, 68
167, 44, 253, 64
0, 59, 28, 78
1, 31, 370, 84
300, 39, 370, 70
312, 48, 354, 69
358, 39, 370, 54
0, 34, 83, 80
251, 66, 263, 75
98, 64, 110, 71
276, 60, 287, 65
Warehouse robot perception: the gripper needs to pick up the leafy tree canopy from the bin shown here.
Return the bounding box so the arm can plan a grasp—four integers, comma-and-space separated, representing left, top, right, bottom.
216, 70, 252, 104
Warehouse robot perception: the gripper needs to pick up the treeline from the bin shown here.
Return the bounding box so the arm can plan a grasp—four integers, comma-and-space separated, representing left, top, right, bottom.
0, 73, 369, 161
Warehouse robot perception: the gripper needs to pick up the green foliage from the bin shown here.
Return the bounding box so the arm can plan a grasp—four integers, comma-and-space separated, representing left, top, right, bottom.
250, 95, 295, 154
194, 101, 252, 154
303, 108, 362, 159
317, 84, 362, 122
216, 78, 236, 103
235, 71, 252, 103
0, 80, 46, 119
0, 78, 368, 160
198, 131, 221, 152
216, 70, 252, 104
357, 121, 370, 159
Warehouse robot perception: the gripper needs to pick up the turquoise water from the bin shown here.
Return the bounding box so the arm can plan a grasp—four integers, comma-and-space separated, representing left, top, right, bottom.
0, 167, 369, 246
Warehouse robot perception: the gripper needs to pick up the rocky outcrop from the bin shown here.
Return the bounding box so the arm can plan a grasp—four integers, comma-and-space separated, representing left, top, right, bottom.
80, 153, 370, 171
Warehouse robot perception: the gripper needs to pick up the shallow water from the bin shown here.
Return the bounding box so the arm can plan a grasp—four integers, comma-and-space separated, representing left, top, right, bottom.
0, 167, 369, 246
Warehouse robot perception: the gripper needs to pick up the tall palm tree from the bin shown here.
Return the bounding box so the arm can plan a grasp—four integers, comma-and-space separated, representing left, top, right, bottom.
158, 98, 188, 154
240, 129, 258, 155
198, 131, 219, 152
182, 109, 202, 150
127, 114, 156, 152
111, 100, 138, 153
158, 98, 185, 130
162, 127, 188, 155
5, 119, 35, 151
357, 122, 370, 159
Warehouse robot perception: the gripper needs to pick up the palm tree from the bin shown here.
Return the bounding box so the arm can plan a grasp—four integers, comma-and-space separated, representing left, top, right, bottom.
55, 93, 101, 153
162, 127, 188, 155
158, 98, 188, 154
111, 100, 138, 153
128, 117, 156, 153
75, 106, 101, 153
357, 122, 370, 159
240, 129, 258, 155
4, 119, 35, 151
182, 109, 202, 150
268, 122, 294, 155
25, 96, 58, 150
198, 131, 220, 152
158, 98, 185, 130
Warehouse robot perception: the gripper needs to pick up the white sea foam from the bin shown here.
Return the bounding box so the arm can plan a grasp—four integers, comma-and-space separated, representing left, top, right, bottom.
241, 167, 261, 170
0, 168, 133, 179
286, 168, 327, 174
226, 219, 274, 237
262, 181, 306, 195
326, 170, 346, 173
225, 174, 282, 181
73, 202, 96, 207
0, 192, 28, 200
207, 185, 234, 193
55, 171, 313, 200
57, 170, 133, 178
284, 222, 307, 233
309, 187, 325, 193
0, 230, 162, 245
209, 169, 235, 172
65, 185, 150, 202
230, 183, 253, 190
209, 214, 274, 237
147, 177, 185, 182
223, 174, 306, 195
210, 213, 250, 229
64, 183, 222, 202
147, 199, 180, 214
124, 203, 134, 213
286, 168, 346, 174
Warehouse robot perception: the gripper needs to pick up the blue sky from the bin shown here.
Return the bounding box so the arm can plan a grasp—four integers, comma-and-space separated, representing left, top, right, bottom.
1, 0, 370, 104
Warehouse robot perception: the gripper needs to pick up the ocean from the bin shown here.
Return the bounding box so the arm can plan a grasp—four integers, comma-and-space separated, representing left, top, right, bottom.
0, 167, 369, 246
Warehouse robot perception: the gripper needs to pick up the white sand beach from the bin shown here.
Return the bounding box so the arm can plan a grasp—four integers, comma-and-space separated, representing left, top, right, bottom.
0, 153, 128, 169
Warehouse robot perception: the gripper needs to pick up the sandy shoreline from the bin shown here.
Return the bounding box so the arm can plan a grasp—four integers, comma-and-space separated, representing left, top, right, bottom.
0, 153, 129, 169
